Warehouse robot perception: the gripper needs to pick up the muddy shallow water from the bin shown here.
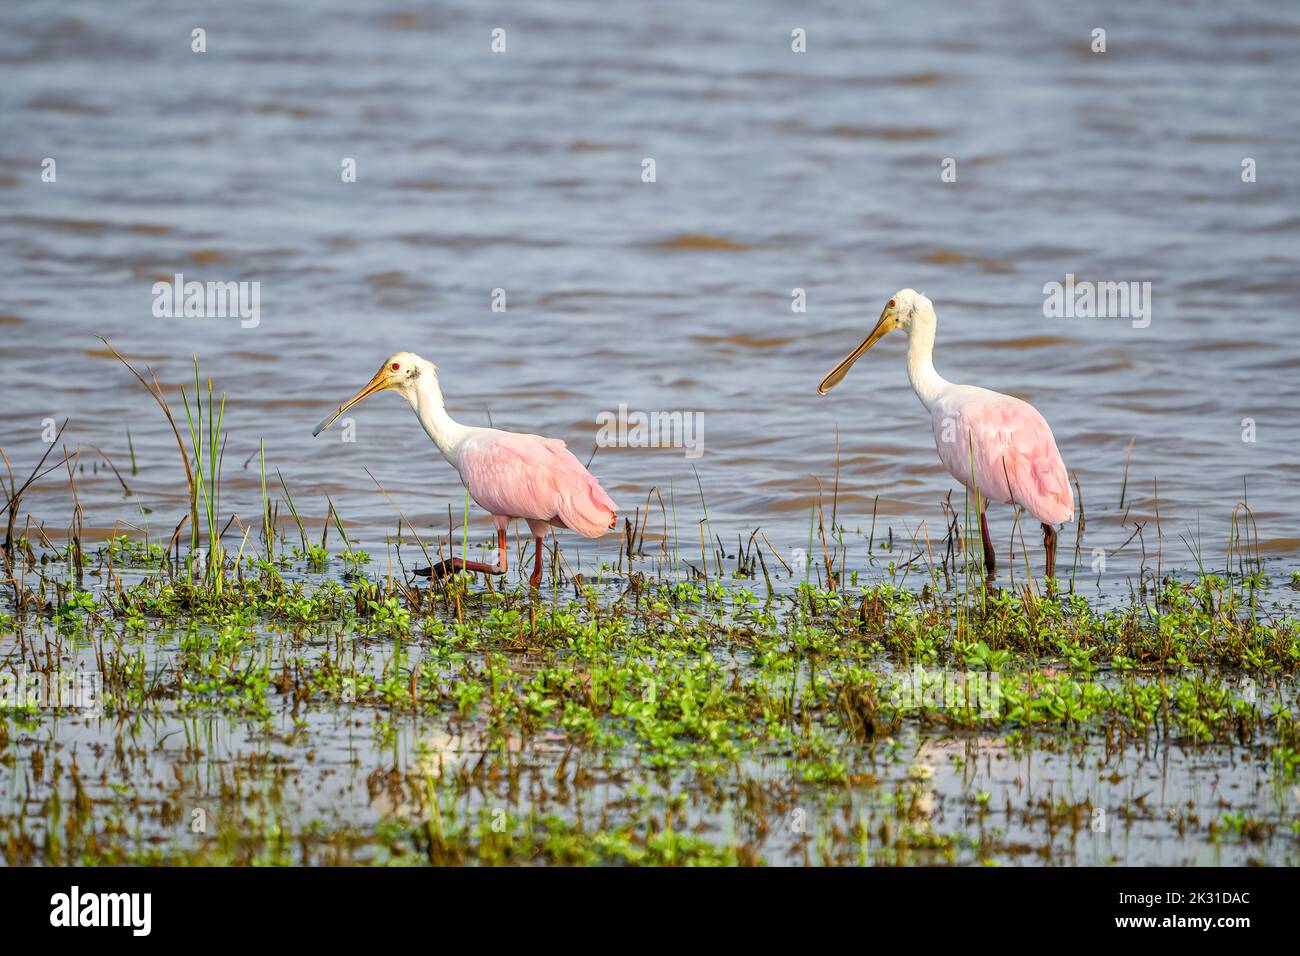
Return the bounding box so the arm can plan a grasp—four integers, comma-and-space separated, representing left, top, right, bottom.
2, 0, 1299, 587
3, 567, 1296, 866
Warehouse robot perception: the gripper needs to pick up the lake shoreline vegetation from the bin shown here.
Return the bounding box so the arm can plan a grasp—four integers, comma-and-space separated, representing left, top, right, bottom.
1, 355, 1296, 866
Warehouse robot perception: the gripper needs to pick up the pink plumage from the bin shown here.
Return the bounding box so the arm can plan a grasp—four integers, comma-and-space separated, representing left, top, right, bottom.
456, 432, 618, 538
930, 386, 1073, 527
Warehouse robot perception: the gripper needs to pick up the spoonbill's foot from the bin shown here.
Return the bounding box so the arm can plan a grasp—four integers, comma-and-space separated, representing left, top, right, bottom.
415, 558, 504, 579
416, 527, 510, 582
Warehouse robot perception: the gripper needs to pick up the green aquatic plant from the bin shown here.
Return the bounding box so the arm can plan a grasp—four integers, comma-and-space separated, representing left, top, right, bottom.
179, 360, 228, 593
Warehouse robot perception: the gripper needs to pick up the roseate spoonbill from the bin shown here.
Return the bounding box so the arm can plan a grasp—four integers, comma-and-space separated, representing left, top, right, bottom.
313, 352, 618, 587
818, 289, 1073, 578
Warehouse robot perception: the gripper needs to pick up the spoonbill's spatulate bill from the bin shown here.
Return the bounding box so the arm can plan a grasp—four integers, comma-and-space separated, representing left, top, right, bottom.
818, 289, 1073, 578
314, 352, 618, 587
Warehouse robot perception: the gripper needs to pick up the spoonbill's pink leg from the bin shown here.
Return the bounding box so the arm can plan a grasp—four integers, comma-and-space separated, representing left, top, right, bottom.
422, 527, 507, 580
529, 536, 544, 588
1042, 523, 1058, 579
979, 510, 995, 576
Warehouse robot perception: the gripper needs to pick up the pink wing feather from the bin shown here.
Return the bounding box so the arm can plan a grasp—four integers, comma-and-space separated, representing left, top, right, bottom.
455, 431, 618, 538
930, 386, 1073, 526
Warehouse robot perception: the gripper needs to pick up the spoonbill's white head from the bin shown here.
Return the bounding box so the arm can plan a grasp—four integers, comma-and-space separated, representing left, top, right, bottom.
817, 288, 934, 394
313, 351, 435, 436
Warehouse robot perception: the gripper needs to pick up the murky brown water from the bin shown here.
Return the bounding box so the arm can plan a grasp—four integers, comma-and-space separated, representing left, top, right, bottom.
3, 1, 1299, 584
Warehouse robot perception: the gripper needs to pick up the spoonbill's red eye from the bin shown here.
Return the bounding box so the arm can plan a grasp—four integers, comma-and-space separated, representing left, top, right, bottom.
888, 299, 896, 308
391, 363, 400, 371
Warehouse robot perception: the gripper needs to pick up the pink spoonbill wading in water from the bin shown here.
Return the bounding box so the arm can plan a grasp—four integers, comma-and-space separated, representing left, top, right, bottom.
314, 352, 618, 587
818, 289, 1073, 578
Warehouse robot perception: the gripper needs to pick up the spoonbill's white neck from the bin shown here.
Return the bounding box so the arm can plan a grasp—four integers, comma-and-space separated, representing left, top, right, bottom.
404, 363, 471, 460
904, 316, 952, 411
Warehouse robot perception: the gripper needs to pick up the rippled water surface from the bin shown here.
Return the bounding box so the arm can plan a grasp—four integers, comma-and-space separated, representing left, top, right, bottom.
3, 0, 1299, 578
